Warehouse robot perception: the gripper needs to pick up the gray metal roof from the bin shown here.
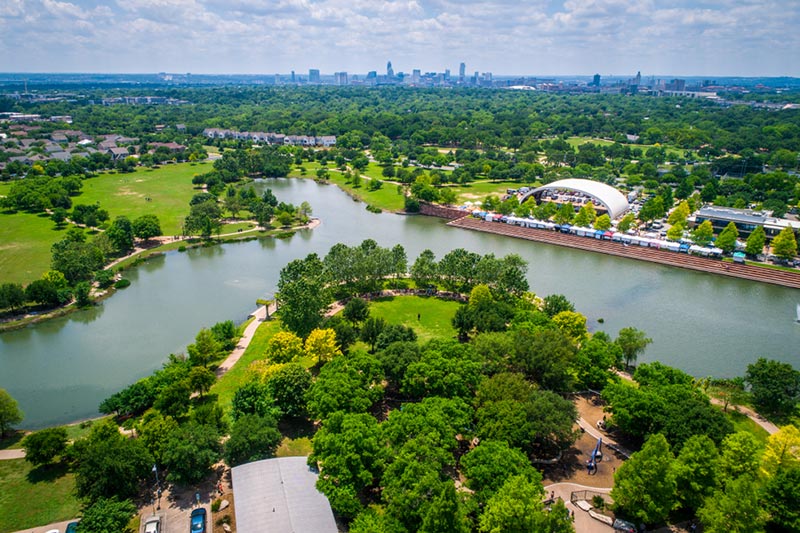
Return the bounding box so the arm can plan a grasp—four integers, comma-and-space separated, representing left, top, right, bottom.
695, 206, 768, 225
523, 178, 630, 219
231, 457, 337, 533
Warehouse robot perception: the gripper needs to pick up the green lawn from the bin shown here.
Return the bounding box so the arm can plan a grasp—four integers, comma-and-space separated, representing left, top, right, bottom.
76, 162, 208, 235
723, 408, 770, 445
0, 459, 80, 533
446, 180, 534, 204
290, 163, 406, 212
565, 136, 615, 148
276, 436, 313, 457
0, 210, 68, 284
366, 295, 460, 343
210, 319, 283, 413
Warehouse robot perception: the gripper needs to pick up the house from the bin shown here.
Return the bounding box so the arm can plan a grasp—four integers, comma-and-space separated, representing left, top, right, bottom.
107, 147, 130, 161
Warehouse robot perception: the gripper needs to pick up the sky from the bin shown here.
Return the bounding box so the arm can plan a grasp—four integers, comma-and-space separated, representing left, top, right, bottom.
1, 0, 798, 77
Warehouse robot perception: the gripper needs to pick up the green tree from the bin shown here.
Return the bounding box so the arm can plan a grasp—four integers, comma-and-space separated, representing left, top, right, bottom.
136, 409, 178, 465
542, 293, 575, 317
360, 316, 387, 352
188, 366, 216, 397
51, 239, 105, 284
0, 388, 23, 438
267, 331, 304, 363
21, 427, 68, 467
343, 297, 370, 325
411, 249, 438, 288
231, 381, 275, 421
265, 363, 312, 418
76, 497, 137, 533
771, 227, 798, 260
691, 219, 714, 246
153, 379, 191, 418
162, 422, 221, 485
671, 434, 719, 512
309, 411, 386, 518
715, 221, 739, 254
0, 283, 26, 311
717, 431, 762, 484
419, 482, 470, 533
461, 440, 538, 503
573, 201, 597, 227
554, 202, 575, 225
666, 221, 684, 241
224, 413, 282, 466
639, 196, 666, 222
617, 213, 636, 233
594, 213, 612, 231
745, 358, 800, 420
276, 254, 331, 338
306, 350, 384, 420
106, 216, 135, 253
479, 474, 572, 533
305, 328, 342, 364
72, 420, 153, 502
611, 433, 676, 526
745, 225, 766, 256
616, 327, 652, 368
132, 214, 162, 241
763, 466, 800, 532
760, 425, 800, 478
697, 475, 766, 533
187, 328, 222, 367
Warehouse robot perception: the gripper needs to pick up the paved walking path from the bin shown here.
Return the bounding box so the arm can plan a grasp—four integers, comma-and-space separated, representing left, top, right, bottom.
0, 448, 25, 460
543, 482, 613, 533
215, 303, 275, 377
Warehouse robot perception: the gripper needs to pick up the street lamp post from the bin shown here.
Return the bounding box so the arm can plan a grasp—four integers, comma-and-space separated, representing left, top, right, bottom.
152, 464, 161, 510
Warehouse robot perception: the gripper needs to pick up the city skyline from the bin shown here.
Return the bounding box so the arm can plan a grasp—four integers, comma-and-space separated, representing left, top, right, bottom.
0, 1, 798, 77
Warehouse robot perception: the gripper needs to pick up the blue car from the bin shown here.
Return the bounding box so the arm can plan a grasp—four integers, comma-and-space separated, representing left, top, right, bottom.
66, 523, 79, 533
190, 508, 207, 533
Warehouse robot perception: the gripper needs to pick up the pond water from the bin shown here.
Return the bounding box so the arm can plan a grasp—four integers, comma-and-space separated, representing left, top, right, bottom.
2, 178, 799, 428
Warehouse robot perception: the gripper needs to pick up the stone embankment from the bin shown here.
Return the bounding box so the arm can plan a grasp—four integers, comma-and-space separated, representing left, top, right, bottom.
446, 216, 800, 289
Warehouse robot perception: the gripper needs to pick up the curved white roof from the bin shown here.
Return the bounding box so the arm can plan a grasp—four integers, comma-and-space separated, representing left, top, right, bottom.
523, 178, 630, 219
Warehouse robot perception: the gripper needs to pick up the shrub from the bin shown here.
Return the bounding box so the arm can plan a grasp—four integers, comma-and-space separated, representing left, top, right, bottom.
114, 278, 131, 289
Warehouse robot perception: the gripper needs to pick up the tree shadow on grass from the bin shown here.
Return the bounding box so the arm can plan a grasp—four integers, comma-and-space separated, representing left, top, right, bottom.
26, 461, 71, 484
0, 431, 25, 450
278, 417, 316, 440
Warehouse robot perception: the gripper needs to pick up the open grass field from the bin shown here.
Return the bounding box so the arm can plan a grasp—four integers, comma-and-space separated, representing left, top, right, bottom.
564, 136, 688, 159
366, 295, 459, 343
290, 162, 406, 212
0, 459, 80, 533
446, 179, 533, 204
0, 210, 68, 284
76, 162, 208, 235
276, 436, 313, 457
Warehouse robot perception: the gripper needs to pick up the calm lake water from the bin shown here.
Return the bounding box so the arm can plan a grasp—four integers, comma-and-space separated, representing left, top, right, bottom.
2, 178, 799, 428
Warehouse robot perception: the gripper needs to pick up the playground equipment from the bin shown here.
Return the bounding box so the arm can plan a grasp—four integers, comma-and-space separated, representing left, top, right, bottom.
587, 437, 603, 474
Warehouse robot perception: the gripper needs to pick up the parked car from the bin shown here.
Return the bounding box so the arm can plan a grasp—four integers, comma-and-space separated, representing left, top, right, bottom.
613, 518, 637, 533
144, 516, 161, 533
66, 523, 79, 533
191, 508, 207, 533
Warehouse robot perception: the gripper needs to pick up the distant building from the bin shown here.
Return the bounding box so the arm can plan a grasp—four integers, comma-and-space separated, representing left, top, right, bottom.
459, 62, 466, 82
690, 206, 800, 240
411, 69, 421, 84
290, 71, 296, 83
592, 74, 601, 87
666, 79, 686, 91
334, 72, 348, 86
387, 61, 394, 78
308, 69, 320, 84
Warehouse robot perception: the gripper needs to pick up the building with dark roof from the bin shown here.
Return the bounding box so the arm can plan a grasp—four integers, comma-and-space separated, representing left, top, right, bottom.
690, 206, 800, 239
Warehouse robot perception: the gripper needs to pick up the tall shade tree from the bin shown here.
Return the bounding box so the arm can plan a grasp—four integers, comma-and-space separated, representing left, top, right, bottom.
745, 358, 800, 420
616, 327, 652, 368
224, 414, 282, 467
0, 388, 23, 437
697, 475, 767, 533
161, 422, 221, 485
671, 434, 719, 513
77, 497, 137, 533
132, 214, 162, 241
594, 213, 612, 231
479, 474, 574, 533
667, 201, 691, 226
760, 425, 800, 478
763, 466, 800, 532
21, 427, 68, 467
411, 249, 439, 289
745, 225, 766, 256
611, 434, 676, 526
266, 331, 304, 363
715, 221, 739, 254
277, 253, 331, 338
305, 328, 342, 364
691, 220, 714, 246
771, 227, 798, 260
106, 215, 135, 253
617, 213, 636, 233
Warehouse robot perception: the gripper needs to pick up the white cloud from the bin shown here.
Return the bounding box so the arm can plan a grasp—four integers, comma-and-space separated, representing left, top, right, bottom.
0, 0, 797, 75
